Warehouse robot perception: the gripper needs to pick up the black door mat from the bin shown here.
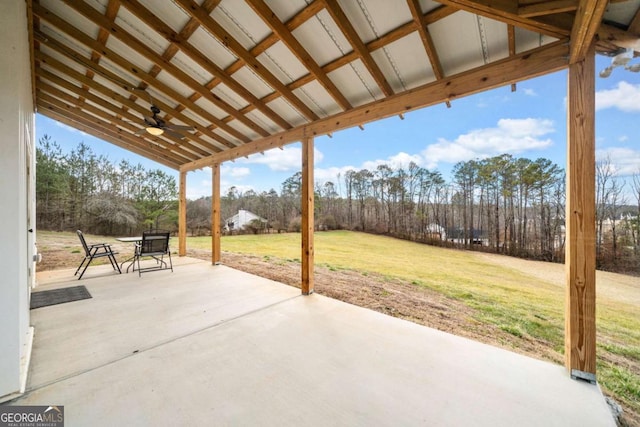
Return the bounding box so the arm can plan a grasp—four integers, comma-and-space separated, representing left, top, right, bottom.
30, 285, 92, 309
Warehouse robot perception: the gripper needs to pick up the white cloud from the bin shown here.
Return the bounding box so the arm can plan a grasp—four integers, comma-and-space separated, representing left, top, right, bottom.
596, 81, 640, 112
221, 165, 250, 178
54, 121, 87, 136
220, 183, 255, 195
618, 135, 629, 143
523, 88, 538, 97
314, 152, 426, 188
238, 146, 324, 171
421, 118, 555, 168
596, 147, 640, 176
315, 165, 357, 184
361, 152, 423, 171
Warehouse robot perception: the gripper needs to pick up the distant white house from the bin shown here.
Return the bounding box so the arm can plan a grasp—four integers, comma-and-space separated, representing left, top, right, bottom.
225, 209, 267, 232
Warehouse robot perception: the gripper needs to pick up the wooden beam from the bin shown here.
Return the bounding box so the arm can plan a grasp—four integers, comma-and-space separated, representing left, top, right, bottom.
435, 0, 571, 38
36, 92, 192, 165
117, 0, 219, 141
34, 36, 227, 153
212, 4, 454, 118
211, 163, 221, 265
36, 75, 202, 161
36, 102, 181, 169
118, 0, 292, 131
407, 0, 450, 106
247, 0, 352, 111
181, 40, 569, 171
34, 3, 242, 148
173, 0, 320, 121
596, 24, 640, 53
518, 0, 578, 18
628, 7, 640, 34
59, 0, 266, 140
508, 24, 517, 92
228, 1, 324, 68
301, 137, 314, 295
569, 0, 608, 63
263, 5, 456, 97
565, 42, 596, 381
179, 170, 187, 257
323, 0, 394, 96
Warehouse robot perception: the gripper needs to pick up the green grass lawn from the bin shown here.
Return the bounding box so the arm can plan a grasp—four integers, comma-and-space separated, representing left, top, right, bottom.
38, 229, 640, 421
189, 230, 640, 419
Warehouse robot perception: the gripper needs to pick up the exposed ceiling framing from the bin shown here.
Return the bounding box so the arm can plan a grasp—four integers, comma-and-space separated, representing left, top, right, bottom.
29, 0, 640, 171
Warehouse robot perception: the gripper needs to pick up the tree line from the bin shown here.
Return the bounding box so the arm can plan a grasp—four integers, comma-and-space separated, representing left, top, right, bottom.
36, 135, 177, 235
211, 154, 639, 273
36, 135, 640, 274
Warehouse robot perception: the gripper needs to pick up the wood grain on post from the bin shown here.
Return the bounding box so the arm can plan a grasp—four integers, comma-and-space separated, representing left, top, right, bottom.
178, 170, 187, 256
565, 43, 596, 379
211, 163, 221, 265
301, 137, 314, 295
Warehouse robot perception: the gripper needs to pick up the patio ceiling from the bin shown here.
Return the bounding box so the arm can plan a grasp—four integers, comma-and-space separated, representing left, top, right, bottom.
30, 0, 640, 170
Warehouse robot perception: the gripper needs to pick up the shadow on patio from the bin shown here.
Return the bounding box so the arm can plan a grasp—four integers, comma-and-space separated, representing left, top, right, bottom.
13, 257, 613, 426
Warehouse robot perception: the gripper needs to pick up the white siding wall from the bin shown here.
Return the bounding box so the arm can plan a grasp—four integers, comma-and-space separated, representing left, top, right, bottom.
0, 0, 35, 402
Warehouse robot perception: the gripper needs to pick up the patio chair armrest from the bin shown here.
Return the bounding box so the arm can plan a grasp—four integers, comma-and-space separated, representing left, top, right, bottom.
89, 243, 110, 249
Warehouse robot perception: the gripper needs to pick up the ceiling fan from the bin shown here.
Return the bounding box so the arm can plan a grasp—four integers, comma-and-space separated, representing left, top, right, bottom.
599, 47, 640, 78
134, 104, 195, 139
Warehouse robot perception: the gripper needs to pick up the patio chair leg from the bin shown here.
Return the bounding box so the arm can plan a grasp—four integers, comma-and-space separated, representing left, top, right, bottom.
77, 257, 94, 280
108, 252, 122, 274
74, 257, 88, 277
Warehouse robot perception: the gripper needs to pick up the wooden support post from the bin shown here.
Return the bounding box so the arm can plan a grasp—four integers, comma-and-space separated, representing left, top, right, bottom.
301, 137, 314, 295
211, 163, 221, 265
565, 42, 596, 381
178, 170, 187, 256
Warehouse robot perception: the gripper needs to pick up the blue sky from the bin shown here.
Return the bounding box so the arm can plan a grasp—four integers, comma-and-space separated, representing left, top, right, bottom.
36, 55, 640, 200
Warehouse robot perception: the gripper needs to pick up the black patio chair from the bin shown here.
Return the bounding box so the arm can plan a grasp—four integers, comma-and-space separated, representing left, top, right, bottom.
74, 230, 121, 280
134, 230, 173, 277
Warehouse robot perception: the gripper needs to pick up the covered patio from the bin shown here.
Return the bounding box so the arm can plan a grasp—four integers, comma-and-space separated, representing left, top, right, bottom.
16, 260, 613, 426
1, 0, 639, 422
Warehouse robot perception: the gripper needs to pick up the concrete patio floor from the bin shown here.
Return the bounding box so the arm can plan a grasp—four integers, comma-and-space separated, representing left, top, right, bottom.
11, 257, 614, 426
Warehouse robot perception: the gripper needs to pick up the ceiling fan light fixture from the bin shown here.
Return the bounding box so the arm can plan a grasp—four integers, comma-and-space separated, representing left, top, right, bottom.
146, 126, 164, 136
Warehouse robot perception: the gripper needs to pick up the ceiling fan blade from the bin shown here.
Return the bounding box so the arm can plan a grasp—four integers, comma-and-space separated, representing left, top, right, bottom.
143, 116, 158, 126
165, 124, 195, 131
164, 129, 186, 140
134, 128, 147, 135
625, 63, 640, 72
599, 67, 613, 78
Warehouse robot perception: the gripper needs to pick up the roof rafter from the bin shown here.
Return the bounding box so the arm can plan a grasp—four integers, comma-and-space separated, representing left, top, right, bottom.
508, 24, 516, 92
406, 0, 450, 107
118, 0, 291, 131
246, 0, 352, 111
81, 0, 120, 104
182, 40, 569, 171
37, 83, 199, 162
41, 107, 181, 169
59, 0, 269, 139
261, 5, 457, 101
37, 93, 193, 166
34, 32, 227, 153
117, 0, 220, 141
518, 0, 578, 18
34, 2, 243, 148
569, 0, 609, 63
36, 74, 208, 159
435, 0, 571, 38
37, 99, 184, 168
173, 0, 320, 122
322, 0, 394, 97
